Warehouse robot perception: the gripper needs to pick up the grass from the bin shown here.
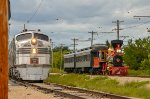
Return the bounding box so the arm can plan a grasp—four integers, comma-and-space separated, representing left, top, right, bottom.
45, 74, 150, 99
50, 68, 64, 73
50, 68, 150, 76
128, 69, 150, 76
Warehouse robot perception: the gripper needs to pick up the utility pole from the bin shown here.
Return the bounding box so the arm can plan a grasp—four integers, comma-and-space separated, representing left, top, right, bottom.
23, 24, 26, 31
71, 38, 78, 71
0, 0, 9, 99
60, 43, 65, 73
112, 20, 124, 40
49, 32, 54, 69
51, 41, 54, 69
88, 31, 97, 46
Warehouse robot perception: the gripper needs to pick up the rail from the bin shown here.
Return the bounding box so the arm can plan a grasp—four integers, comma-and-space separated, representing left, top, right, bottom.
10, 78, 134, 99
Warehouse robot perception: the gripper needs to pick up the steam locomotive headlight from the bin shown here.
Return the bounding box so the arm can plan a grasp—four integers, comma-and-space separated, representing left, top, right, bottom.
116, 49, 121, 53
116, 58, 120, 62
31, 38, 37, 45
32, 48, 37, 54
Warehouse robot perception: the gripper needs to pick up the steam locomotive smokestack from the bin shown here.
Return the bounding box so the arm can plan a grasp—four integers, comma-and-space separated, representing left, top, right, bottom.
111, 40, 123, 49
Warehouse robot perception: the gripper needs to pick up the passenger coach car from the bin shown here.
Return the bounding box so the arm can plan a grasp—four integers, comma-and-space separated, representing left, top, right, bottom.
64, 45, 108, 74
9, 29, 51, 81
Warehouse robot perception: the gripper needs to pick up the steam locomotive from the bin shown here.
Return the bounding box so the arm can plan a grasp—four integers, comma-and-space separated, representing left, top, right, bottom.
108, 40, 128, 75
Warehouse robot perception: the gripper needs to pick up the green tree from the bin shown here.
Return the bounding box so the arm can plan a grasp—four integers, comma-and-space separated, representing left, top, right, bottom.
53, 46, 70, 52
106, 40, 110, 48
141, 54, 150, 69
124, 37, 150, 70
52, 46, 71, 69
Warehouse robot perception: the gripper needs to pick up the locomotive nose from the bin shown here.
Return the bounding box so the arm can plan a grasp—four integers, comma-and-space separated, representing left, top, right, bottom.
32, 48, 37, 54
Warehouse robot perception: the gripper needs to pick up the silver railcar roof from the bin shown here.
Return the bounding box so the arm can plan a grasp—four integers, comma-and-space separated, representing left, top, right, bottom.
64, 45, 108, 58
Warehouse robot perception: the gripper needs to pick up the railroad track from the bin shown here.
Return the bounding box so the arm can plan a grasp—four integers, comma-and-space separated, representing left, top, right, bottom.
44, 82, 135, 99
10, 78, 134, 99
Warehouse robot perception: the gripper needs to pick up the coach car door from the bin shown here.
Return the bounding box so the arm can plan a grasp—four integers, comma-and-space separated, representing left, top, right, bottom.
91, 51, 99, 68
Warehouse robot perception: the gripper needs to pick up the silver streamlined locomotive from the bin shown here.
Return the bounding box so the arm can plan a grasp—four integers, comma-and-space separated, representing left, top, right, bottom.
9, 29, 51, 81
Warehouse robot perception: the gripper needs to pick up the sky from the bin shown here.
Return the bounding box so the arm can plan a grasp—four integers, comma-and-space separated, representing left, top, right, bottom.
9, 0, 150, 49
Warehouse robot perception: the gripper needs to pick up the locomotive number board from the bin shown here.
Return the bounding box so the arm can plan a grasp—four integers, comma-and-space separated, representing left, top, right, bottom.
30, 58, 39, 64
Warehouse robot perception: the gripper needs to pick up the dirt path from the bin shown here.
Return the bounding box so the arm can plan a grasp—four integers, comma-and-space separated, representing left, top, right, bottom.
109, 76, 150, 84
109, 76, 150, 88
8, 80, 61, 99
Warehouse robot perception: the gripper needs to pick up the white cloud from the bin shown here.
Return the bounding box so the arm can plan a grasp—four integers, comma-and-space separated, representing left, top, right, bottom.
9, 0, 150, 49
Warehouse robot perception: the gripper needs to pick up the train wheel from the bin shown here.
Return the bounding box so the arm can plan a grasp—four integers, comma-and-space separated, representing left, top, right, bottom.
89, 68, 94, 75
78, 69, 82, 74
73, 69, 77, 73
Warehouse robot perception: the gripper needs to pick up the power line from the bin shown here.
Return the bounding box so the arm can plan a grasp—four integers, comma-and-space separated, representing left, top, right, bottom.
120, 36, 129, 41
27, 0, 44, 23
123, 20, 150, 29
78, 38, 91, 42
97, 32, 114, 34
133, 16, 150, 17
122, 15, 150, 29
96, 31, 115, 40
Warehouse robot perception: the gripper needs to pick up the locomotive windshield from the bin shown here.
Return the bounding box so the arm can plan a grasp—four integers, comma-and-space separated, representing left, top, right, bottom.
34, 33, 49, 41
16, 33, 32, 41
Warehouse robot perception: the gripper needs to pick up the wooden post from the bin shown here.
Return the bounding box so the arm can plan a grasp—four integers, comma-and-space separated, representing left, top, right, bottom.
0, 0, 8, 99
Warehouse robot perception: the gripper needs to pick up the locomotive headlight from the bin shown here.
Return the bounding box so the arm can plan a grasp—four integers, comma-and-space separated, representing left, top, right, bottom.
31, 38, 37, 45
116, 49, 121, 53
116, 58, 121, 62
32, 48, 37, 54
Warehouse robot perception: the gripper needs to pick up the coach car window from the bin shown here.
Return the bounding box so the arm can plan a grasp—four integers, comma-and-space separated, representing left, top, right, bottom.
92, 51, 99, 57
102, 52, 105, 59
16, 33, 32, 41
34, 33, 49, 41
87, 55, 90, 61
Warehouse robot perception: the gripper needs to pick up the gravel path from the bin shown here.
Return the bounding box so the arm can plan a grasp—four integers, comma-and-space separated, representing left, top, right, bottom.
108, 76, 150, 88
9, 86, 58, 99
8, 80, 63, 99
89, 75, 150, 88
109, 76, 150, 84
